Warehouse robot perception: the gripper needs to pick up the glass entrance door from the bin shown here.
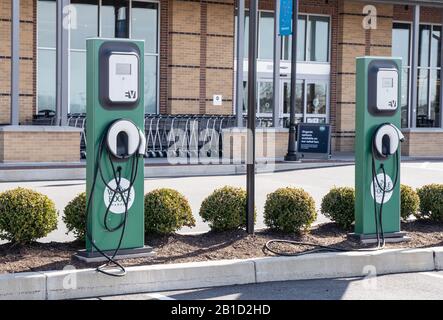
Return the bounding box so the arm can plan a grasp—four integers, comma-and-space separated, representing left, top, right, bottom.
280, 79, 328, 125
305, 81, 328, 123
281, 79, 304, 126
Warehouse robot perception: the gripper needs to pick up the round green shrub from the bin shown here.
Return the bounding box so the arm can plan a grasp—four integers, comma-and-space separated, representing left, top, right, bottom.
417, 184, 443, 221
264, 187, 317, 233
144, 188, 195, 234
0, 188, 58, 244
400, 184, 420, 221
63, 192, 87, 241
199, 186, 253, 232
321, 187, 355, 230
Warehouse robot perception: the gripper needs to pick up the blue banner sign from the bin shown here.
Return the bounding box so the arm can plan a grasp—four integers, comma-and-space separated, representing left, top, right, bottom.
279, 0, 293, 36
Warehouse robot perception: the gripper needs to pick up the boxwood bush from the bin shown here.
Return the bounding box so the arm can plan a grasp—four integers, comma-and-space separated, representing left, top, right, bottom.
417, 184, 443, 221
321, 187, 355, 230
264, 187, 317, 233
63, 192, 87, 241
145, 188, 195, 234
400, 184, 420, 221
199, 186, 253, 232
0, 188, 58, 244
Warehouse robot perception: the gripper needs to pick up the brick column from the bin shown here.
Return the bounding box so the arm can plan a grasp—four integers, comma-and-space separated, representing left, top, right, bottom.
334, 1, 393, 152
168, 0, 201, 114
0, 0, 36, 125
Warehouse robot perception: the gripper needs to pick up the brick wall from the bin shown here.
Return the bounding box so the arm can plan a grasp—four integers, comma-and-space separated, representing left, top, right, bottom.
402, 131, 443, 157
0, 0, 36, 125
0, 127, 81, 162
166, 0, 234, 115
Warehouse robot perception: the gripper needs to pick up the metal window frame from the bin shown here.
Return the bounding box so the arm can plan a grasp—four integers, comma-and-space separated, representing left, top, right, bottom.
36, 0, 161, 116
394, 18, 443, 128
10, 0, 20, 125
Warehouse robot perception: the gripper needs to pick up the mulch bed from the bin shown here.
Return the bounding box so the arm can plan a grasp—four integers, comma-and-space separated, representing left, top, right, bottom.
1, 220, 443, 274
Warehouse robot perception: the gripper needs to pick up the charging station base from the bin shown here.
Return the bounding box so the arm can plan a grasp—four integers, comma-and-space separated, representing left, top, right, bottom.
348, 232, 410, 245
73, 246, 155, 263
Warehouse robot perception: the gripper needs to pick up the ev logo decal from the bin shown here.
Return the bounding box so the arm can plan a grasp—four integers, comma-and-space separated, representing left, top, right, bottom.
104, 178, 135, 214
370, 174, 393, 204
388, 100, 397, 109
125, 90, 137, 99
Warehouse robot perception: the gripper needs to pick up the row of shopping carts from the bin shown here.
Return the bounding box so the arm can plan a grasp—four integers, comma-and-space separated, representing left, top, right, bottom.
34, 113, 279, 159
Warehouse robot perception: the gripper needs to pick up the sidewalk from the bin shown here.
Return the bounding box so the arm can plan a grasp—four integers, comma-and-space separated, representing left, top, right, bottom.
1, 152, 442, 182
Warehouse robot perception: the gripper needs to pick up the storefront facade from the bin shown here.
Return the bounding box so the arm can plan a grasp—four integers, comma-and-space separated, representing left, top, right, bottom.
1, 0, 443, 162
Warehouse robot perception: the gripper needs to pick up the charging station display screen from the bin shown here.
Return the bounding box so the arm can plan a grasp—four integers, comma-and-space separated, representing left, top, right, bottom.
382, 78, 393, 88
116, 63, 132, 75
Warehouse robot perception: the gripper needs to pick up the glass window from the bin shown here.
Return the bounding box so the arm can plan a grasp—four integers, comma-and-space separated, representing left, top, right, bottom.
37, 0, 57, 112
70, 51, 87, 114
282, 15, 306, 61
144, 55, 157, 114
258, 12, 274, 60
394, 22, 442, 128
282, 80, 303, 115
101, 0, 130, 38
392, 23, 410, 67
429, 70, 441, 127
37, 49, 57, 112
70, 1, 99, 50
419, 25, 431, 67
306, 82, 327, 115
37, 0, 56, 48
69, 1, 98, 113
244, 13, 249, 59
417, 69, 429, 123
307, 16, 329, 62
132, 1, 159, 114
258, 81, 273, 114
400, 68, 410, 128
132, 2, 158, 53
242, 81, 248, 113
101, 4, 116, 38
38, 0, 159, 115
431, 26, 441, 68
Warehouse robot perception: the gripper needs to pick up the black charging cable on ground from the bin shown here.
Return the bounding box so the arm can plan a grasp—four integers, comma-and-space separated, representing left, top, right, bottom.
84, 130, 141, 277
264, 143, 401, 257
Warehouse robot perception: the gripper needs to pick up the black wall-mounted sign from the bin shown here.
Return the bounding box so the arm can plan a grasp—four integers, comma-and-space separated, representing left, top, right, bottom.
296, 123, 331, 157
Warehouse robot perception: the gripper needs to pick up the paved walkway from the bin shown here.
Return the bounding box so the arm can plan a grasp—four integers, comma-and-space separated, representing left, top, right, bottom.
0, 161, 442, 243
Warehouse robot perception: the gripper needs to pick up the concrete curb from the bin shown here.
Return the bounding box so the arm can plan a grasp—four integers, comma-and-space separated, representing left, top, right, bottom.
0, 247, 442, 300
434, 247, 443, 270
254, 248, 435, 283
0, 272, 46, 300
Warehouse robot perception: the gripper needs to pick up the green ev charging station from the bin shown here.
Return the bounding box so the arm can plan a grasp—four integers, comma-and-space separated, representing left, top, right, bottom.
354, 56, 408, 245
75, 38, 152, 274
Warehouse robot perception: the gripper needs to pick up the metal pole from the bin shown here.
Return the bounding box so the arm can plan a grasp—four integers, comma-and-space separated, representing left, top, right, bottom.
285, 0, 298, 161
56, 0, 70, 126
10, 0, 20, 126
236, 0, 245, 127
246, 0, 258, 235
128, 0, 133, 38
410, 5, 420, 129
272, 0, 281, 128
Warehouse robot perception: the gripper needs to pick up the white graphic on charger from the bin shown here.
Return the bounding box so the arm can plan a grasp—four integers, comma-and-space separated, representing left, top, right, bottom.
370, 173, 393, 204
103, 178, 135, 214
